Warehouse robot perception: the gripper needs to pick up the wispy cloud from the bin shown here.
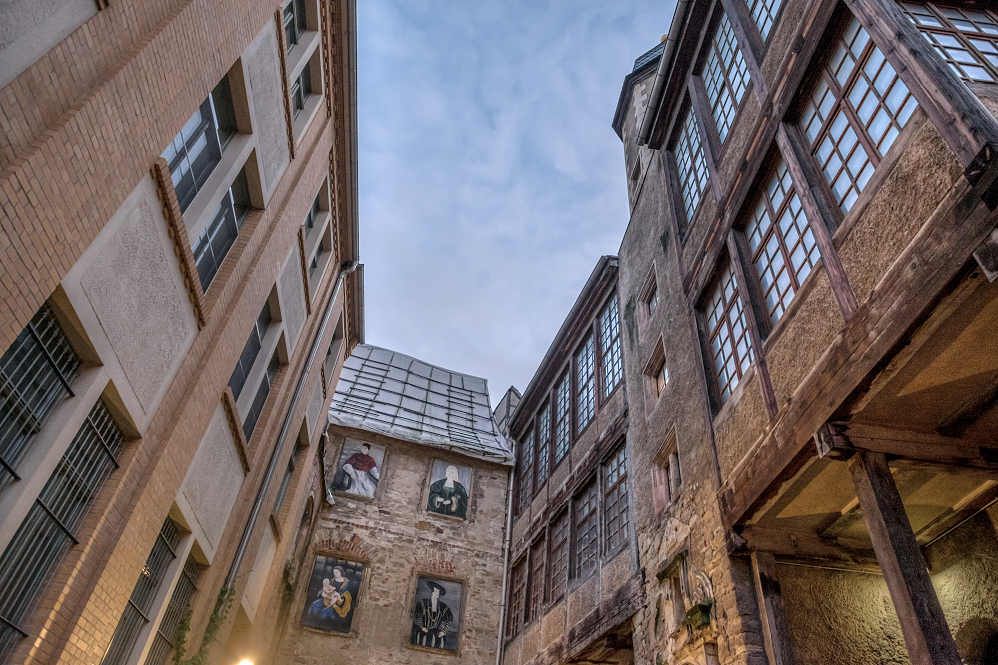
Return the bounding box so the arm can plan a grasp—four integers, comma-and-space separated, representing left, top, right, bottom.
358, 0, 674, 407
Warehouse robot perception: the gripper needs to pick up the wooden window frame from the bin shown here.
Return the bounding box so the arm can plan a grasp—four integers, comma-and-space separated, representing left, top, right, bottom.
526, 538, 545, 624
547, 509, 570, 603
602, 446, 630, 555
572, 478, 600, 581
507, 556, 527, 638
899, 3, 998, 84
699, 258, 755, 407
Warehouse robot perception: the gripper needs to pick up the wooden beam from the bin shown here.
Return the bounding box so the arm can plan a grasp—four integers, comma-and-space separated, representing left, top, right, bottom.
729, 525, 878, 567
821, 421, 998, 473
937, 372, 998, 437
849, 451, 961, 665
751, 552, 796, 665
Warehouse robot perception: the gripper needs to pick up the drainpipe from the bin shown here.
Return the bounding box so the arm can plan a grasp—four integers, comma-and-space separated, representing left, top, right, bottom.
637, 0, 692, 146
226, 260, 360, 590
495, 465, 515, 665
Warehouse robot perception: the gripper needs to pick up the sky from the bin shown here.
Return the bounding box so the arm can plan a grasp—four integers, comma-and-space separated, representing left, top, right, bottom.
357, 0, 675, 408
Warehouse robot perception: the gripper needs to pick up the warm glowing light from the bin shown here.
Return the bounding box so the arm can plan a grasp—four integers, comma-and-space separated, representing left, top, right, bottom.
237, 661, 253, 665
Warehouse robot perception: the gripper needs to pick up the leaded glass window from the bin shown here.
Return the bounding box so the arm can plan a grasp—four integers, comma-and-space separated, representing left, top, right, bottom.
574, 481, 599, 578
702, 12, 751, 142
603, 447, 629, 552
748, 0, 784, 40
553, 374, 570, 465
901, 3, 998, 83
575, 336, 595, 433
674, 108, 710, 220
598, 295, 623, 398
704, 262, 754, 402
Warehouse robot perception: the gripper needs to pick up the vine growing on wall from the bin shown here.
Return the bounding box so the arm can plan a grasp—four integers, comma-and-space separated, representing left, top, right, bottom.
172, 583, 236, 665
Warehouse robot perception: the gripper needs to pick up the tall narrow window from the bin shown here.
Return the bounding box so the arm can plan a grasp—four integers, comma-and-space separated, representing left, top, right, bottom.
101, 519, 183, 665
901, 4, 998, 83
748, 0, 783, 40
702, 12, 751, 142
603, 447, 630, 552
243, 352, 280, 440
163, 78, 238, 213
0, 304, 81, 488
193, 167, 251, 291
304, 192, 321, 237
518, 430, 534, 514
291, 62, 313, 118
527, 539, 545, 623
553, 374, 570, 465
274, 439, 304, 514
507, 558, 526, 638
284, 0, 308, 51
229, 301, 273, 401
535, 403, 551, 486
598, 295, 623, 397
574, 480, 599, 578
0, 398, 124, 657
575, 336, 595, 433
548, 511, 569, 602
145, 553, 205, 665
799, 14, 918, 214
704, 263, 753, 403
673, 108, 710, 221
743, 156, 820, 323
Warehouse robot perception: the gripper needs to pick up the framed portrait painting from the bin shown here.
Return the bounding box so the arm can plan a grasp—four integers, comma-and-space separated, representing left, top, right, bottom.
331, 438, 385, 499
300, 556, 364, 634
425, 460, 472, 520
409, 576, 462, 651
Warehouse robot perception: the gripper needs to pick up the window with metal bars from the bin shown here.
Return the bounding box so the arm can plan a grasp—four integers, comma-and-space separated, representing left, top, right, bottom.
672, 107, 710, 222
575, 335, 595, 434
798, 13, 918, 214
703, 262, 754, 403
243, 352, 281, 440
144, 552, 204, 665
0, 398, 124, 658
0, 305, 81, 489
743, 155, 820, 324
598, 294, 623, 398
101, 518, 183, 665
292, 62, 313, 119
162, 78, 238, 214
553, 374, 571, 466
535, 403, 551, 487
283, 0, 307, 51
229, 301, 273, 401
506, 557, 526, 638
702, 12, 751, 142
747, 0, 783, 40
304, 192, 322, 237
274, 439, 304, 514
603, 447, 630, 553
308, 250, 320, 279
574, 480, 598, 579
526, 539, 545, 623
548, 510, 569, 602
193, 167, 251, 292
901, 3, 998, 83
517, 430, 534, 515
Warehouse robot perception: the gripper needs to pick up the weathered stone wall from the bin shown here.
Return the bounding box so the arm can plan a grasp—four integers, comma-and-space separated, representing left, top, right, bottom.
278, 424, 511, 664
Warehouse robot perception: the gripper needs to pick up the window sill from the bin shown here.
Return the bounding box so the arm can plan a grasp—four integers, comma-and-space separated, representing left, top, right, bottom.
293, 93, 325, 145
287, 30, 321, 81
183, 134, 255, 243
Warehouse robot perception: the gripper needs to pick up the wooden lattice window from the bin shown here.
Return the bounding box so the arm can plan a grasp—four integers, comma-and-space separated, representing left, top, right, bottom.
703, 262, 754, 403
743, 155, 820, 323
748, 0, 784, 40
901, 3, 998, 83
535, 403, 551, 486
702, 12, 751, 142
599, 294, 623, 397
507, 557, 526, 638
575, 335, 596, 433
603, 447, 629, 552
799, 13, 918, 214
574, 480, 599, 578
673, 107, 710, 221
548, 510, 570, 602
553, 373, 571, 465
527, 539, 545, 622
518, 429, 534, 515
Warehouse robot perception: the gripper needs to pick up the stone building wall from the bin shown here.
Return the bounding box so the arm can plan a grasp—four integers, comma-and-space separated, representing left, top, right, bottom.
278, 424, 511, 664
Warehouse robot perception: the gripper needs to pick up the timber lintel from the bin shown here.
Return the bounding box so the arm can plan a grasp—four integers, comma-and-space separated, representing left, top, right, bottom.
727, 524, 879, 567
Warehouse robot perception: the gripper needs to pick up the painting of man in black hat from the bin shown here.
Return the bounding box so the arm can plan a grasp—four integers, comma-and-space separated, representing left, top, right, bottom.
410, 577, 462, 650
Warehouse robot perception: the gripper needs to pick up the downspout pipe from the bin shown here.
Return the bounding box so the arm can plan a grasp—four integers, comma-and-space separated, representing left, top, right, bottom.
637, 0, 692, 146
226, 260, 360, 590
495, 464, 515, 665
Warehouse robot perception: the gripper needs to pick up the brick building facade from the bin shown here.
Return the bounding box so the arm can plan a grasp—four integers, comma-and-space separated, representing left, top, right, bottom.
277, 345, 514, 664
0, 0, 362, 662
611, 1, 998, 665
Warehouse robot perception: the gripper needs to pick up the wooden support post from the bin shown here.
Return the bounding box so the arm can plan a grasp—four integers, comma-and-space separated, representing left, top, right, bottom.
848, 450, 961, 665
751, 552, 795, 665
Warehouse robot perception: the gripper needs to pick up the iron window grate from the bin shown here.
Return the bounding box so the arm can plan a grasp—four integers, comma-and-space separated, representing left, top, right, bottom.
145, 553, 205, 665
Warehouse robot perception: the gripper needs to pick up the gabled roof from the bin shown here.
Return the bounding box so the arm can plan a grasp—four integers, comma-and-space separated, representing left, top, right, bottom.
612, 41, 667, 138
329, 345, 514, 465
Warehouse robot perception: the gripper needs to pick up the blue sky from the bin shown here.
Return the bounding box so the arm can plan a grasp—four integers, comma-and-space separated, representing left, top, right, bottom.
357, 0, 674, 407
